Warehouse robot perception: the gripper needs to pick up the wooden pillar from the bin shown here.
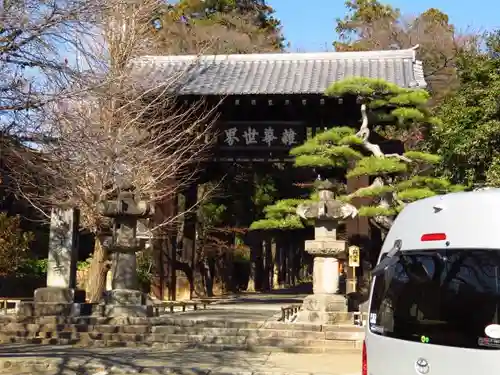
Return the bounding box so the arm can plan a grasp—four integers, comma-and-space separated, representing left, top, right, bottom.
151, 237, 165, 300
272, 239, 279, 289
279, 236, 286, 286
264, 238, 272, 291
291, 233, 298, 286
284, 236, 291, 286
168, 232, 177, 301
275, 236, 281, 285
151, 190, 177, 301
298, 233, 308, 281
345, 175, 371, 294
246, 231, 263, 292
254, 239, 264, 291
183, 183, 197, 299
277, 234, 289, 287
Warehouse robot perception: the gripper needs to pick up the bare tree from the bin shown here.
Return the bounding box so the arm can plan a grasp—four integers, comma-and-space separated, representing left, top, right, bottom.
8, 0, 217, 301
334, 6, 478, 102
0, 0, 108, 138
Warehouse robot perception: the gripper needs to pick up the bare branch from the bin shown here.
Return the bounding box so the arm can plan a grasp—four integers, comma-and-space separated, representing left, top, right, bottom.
6, 0, 219, 233
151, 10, 280, 55
0, 0, 110, 137
336, 10, 479, 101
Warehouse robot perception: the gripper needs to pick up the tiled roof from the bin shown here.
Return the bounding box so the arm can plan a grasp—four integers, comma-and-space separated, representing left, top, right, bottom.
130, 47, 427, 95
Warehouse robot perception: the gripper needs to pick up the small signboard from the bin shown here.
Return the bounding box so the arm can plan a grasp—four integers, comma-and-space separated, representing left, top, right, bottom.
348, 246, 360, 268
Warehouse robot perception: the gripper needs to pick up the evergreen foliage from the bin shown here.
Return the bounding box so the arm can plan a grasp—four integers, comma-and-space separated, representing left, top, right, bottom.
251, 77, 464, 232
428, 31, 500, 188
0, 213, 33, 275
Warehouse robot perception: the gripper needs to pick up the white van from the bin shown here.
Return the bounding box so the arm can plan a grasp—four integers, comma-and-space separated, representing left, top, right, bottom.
364, 189, 500, 375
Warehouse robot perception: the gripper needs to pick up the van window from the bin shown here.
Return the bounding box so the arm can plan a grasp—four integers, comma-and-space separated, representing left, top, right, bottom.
369, 249, 500, 349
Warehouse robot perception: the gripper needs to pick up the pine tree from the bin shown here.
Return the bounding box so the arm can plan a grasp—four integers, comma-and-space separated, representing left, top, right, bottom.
251, 77, 464, 233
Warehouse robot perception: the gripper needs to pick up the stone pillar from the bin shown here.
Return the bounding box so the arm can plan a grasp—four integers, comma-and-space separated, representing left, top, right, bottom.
110, 217, 139, 290
97, 188, 155, 317
18, 208, 85, 317
46, 208, 79, 289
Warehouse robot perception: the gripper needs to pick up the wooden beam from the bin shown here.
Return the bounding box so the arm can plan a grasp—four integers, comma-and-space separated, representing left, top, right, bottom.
345, 174, 371, 295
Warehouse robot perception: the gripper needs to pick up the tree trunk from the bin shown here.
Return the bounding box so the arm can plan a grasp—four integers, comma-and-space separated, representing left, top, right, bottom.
247, 262, 255, 292
86, 236, 109, 302
272, 240, 279, 289
246, 243, 256, 292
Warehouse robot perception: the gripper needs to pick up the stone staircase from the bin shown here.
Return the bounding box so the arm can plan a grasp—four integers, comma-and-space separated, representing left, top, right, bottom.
0, 315, 364, 354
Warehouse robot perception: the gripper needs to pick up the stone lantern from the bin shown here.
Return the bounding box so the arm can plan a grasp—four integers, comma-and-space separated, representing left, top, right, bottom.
96, 185, 155, 317
295, 180, 357, 324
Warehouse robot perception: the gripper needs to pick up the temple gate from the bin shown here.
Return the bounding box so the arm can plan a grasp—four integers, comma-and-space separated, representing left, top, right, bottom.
130, 47, 427, 301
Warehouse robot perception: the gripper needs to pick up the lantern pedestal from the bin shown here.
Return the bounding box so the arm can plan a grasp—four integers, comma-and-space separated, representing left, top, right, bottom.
294, 181, 358, 324
96, 188, 155, 317
101, 289, 154, 317
295, 238, 348, 324
99, 248, 153, 317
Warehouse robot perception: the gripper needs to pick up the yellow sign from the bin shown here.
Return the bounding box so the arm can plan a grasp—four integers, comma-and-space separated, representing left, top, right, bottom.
348, 246, 360, 267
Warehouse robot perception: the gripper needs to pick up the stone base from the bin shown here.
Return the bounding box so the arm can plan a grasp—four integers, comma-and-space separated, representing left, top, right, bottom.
34, 287, 86, 304
16, 302, 94, 317
99, 289, 152, 317
103, 289, 146, 305
102, 304, 154, 317
295, 294, 348, 324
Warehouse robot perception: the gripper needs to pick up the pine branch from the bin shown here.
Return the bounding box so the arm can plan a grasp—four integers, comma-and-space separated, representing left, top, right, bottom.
251, 77, 461, 234
356, 104, 412, 162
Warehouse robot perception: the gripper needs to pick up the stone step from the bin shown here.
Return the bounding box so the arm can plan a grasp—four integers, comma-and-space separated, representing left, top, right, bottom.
0, 330, 363, 344
2, 320, 363, 332
0, 334, 362, 353
0, 317, 365, 354
0, 315, 359, 329
153, 327, 362, 340
0, 324, 364, 340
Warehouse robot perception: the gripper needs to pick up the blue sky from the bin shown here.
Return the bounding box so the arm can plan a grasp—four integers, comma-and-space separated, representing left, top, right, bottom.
268, 0, 500, 52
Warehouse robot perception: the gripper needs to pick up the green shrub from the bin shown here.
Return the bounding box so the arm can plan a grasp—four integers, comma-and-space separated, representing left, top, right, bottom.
137, 250, 153, 284
17, 258, 47, 277
0, 213, 34, 275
